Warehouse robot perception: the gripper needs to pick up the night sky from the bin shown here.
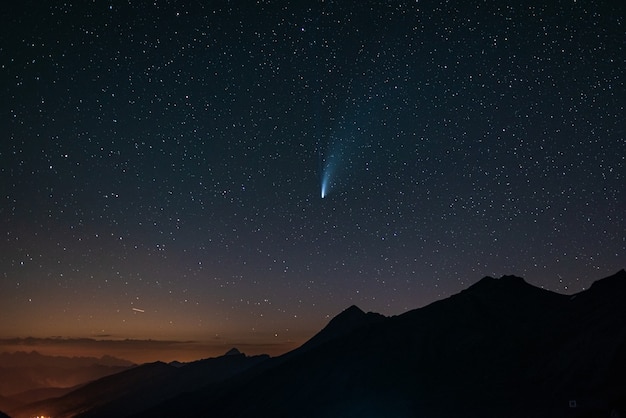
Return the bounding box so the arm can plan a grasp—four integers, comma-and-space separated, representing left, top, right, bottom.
1, 0, 624, 362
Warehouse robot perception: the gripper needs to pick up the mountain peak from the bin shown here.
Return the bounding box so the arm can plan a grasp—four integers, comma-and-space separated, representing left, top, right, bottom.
337, 304, 365, 318
297, 305, 385, 352
223, 348, 242, 357
323, 305, 379, 332
466, 274, 529, 293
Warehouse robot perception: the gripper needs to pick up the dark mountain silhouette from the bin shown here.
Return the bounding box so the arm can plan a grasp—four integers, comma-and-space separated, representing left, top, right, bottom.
0, 410, 10, 418
223, 347, 242, 356
9, 270, 626, 418
9, 349, 269, 418
132, 270, 626, 418
296, 305, 386, 353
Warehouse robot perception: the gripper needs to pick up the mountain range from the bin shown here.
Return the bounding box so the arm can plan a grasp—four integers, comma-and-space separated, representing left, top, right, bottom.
0, 351, 134, 411
2, 270, 625, 418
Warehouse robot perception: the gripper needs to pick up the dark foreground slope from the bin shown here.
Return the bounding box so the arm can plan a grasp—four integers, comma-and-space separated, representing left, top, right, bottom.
134, 270, 626, 418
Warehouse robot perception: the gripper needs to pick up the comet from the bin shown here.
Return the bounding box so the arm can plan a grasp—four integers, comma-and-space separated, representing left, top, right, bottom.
320, 148, 338, 199
319, 111, 371, 198
321, 171, 330, 198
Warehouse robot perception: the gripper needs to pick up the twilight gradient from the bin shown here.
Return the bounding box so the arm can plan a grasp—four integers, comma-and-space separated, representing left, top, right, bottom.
1, 0, 624, 362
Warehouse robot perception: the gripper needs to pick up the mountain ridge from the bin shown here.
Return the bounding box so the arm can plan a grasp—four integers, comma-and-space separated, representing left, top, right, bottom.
296, 304, 387, 353
6, 270, 625, 418
132, 270, 626, 418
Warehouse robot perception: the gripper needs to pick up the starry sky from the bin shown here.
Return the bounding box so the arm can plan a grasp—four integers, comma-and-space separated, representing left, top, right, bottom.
1, 0, 624, 362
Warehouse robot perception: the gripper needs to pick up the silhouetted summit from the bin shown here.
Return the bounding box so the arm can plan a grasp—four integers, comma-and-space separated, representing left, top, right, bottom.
452, 274, 570, 324
298, 304, 386, 352
320, 305, 374, 336
467, 274, 528, 291
223, 348, 242, 356
464, 274, 566, 304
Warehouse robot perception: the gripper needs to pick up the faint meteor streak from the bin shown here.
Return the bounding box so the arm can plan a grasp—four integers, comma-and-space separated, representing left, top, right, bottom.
132, 308, 145, 313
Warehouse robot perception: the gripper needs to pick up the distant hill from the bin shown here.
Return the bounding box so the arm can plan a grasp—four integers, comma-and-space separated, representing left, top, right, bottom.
0, 352, 133, 369
8, 270, 626, 418
0, 351, 134, 409
8, 385, 82, 406
9, 349, 269, 418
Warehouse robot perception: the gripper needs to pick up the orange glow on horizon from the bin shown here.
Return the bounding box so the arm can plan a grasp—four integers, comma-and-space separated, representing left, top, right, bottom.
0, 337, 304, 364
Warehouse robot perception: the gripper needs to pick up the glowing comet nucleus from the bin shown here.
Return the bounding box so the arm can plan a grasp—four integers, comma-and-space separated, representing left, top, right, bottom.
320, 153, 336, 199
321, 173, 329, 198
